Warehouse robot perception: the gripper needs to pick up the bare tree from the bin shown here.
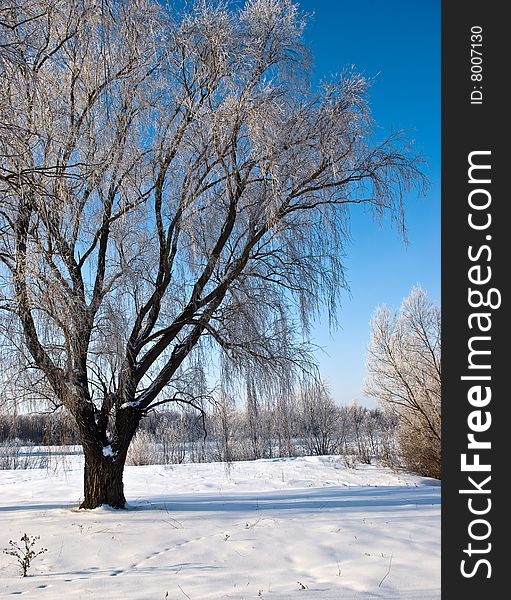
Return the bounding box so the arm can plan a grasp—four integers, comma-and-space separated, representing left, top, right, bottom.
212, 392, 238, 462
0, 0, 423, 508
271, 393, 296, 458
364, 286, 441, 477
299, 383, 343, 456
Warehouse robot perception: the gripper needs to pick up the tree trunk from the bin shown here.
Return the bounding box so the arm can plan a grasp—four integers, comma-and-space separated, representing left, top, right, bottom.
80, 449, 127, 509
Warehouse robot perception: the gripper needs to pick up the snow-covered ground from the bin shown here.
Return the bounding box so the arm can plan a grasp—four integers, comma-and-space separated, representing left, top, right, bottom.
0, 455, 440, 599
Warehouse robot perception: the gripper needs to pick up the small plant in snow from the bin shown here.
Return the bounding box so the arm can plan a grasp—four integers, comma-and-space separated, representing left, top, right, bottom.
3, 533, 47, 576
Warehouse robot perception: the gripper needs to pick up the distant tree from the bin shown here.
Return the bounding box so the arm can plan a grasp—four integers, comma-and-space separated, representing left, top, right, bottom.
272, 393, 297, 458
299, 384, 346, 456
0, 0, 423, 507
212, 392, 238, 463
365, 287, 441, 478
347, 402, 372, 463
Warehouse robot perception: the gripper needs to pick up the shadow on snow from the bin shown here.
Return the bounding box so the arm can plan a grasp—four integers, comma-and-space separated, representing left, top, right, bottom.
0, 485, 440, 513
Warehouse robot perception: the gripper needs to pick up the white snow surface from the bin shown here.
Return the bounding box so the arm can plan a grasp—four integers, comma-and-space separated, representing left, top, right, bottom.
0, 455, 440, 599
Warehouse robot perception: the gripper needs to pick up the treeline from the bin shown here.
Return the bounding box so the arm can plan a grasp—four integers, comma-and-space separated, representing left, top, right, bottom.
0, 411, 80, 445
0, 393, 397, 467
128, 393, 398, 466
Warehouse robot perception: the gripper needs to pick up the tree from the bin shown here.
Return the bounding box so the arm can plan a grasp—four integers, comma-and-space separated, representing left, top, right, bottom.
299, 383, 345, 456
364, 286, 441, 478
0, 0, 423, 508
212, 392, 237, 463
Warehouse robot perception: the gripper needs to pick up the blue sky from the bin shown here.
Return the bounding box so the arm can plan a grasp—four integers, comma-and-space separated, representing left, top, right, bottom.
298, 0, 441, 406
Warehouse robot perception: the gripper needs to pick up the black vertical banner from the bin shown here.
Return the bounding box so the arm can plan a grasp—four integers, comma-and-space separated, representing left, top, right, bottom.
442, 1, 507, 598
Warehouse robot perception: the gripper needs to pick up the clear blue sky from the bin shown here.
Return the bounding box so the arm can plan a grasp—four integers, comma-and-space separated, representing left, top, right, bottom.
299, 0, 441, 406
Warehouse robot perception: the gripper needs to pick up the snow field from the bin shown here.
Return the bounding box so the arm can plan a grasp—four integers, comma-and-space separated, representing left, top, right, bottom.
0, 456, 440, 599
